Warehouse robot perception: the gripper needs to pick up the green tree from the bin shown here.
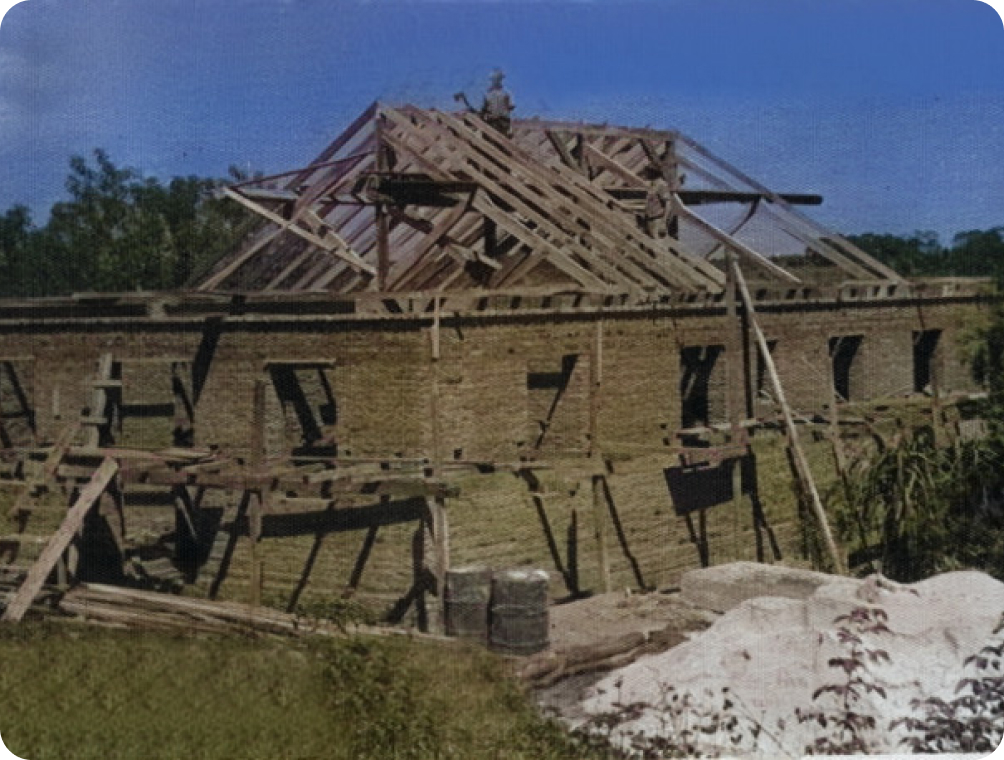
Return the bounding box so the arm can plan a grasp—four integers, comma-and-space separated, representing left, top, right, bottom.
2, 149, 254, 297
946, 228, 1004, 278
0, 205, 33, 296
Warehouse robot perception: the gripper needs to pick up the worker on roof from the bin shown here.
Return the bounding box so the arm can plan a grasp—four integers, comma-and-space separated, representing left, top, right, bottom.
642, 175, 672, 239
481, 70, 515, 137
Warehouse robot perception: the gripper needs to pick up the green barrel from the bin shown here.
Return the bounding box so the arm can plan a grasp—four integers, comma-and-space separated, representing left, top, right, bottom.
489, 569, 550, 655
444, 565, 492, 642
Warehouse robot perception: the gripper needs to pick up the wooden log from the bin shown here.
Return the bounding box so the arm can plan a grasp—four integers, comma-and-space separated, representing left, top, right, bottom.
221, 188, 375, 277
674, 200, 800, 284
591, 474, 612, 593
2, 457, 119, 623
250, 380, 266, 608
731, 262, 846, 574
84, 354, 115, 449
424, 496, 449, 634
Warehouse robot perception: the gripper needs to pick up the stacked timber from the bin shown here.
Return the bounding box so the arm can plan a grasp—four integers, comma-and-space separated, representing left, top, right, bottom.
0, 580, 453, 642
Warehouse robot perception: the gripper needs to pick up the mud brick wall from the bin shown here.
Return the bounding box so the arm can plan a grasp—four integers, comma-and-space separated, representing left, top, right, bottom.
0, 298, 985, 459
757, 298, 988, 411
0, 295, 992, 608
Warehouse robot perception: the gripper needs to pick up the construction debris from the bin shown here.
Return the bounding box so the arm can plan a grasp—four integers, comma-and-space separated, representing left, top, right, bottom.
1, 579, 453, 642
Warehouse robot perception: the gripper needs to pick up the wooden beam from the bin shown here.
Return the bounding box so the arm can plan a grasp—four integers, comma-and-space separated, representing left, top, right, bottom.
674, 132, 905, 283
756, 204, 877, 281
375, 118, 391, 291
222, 188, 376, 278
286, 101, 379, 190
545, 130, 580, 172
583, 143, 647, 187
425, 496, 449, 634
388, 194, 473, 290
449, 113, 725, 289
429, 111, 712, 291
381, 122, 617, 292
84, 354, 115, 449
2, 457, 119, 623
730, 261, 846, 574
249, 379, 266, 608
399, 112, 645, 289
672, 197, 801, 284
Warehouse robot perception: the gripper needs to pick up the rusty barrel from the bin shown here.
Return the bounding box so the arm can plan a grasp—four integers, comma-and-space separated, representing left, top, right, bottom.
444, 565, 492, 642
489, 569, 550, 655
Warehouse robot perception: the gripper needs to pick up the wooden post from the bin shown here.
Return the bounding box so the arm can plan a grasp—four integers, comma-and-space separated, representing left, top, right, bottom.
429, 297, 443, 475
723, 249, 747, 432
3, 457, 119, 623
916, 306, 947, 447
425, 496, 449, 634
588, 320, 603, 457
84, 353, 114, 448
826, 356, 850, 489
376, 205, 390, 291
375, 117, 390, 291
591, 474, 612, 593
588, 320, 611, 592
249, 379, 266, 607
730, 259, 847, 575
731, 456, 744, 561
250, 491, 264, 608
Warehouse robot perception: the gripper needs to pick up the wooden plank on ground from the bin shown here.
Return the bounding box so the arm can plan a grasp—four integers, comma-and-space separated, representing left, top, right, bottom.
2, 457, 119, 623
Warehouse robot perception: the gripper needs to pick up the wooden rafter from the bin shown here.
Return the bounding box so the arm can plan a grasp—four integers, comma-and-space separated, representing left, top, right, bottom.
672, 198, 800, 284
197, 103, 907, 296
381, 114, 619, 292
674, 132, 904, 283
431, 111, 720, 291
222, 188, 376, 278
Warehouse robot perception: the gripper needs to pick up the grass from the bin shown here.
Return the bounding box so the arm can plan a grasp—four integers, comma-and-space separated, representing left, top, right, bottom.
0, 623, 602, 760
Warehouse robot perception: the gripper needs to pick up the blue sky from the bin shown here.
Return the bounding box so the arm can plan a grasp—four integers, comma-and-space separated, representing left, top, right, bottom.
0, 0, 1002, 244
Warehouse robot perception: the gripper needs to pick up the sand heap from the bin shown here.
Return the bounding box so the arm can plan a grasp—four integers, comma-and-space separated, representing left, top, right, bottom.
575, 566, 1004, 757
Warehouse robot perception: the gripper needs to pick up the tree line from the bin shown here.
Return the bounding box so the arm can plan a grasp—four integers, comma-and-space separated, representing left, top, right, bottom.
847, 229, 1004, 280
1, 149, 1002, 297
0, 150, 256, 297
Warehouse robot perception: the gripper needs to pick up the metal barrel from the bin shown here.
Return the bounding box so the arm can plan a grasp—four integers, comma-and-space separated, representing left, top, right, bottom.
444, 565, 492, 642
489, 569, 550, 655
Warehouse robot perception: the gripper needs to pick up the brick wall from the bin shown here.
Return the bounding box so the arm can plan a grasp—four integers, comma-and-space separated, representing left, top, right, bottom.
0, 294, 992, 608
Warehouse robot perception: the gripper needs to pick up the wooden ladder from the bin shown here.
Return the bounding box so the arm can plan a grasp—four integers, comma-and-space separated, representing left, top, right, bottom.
2, 457, 120, 622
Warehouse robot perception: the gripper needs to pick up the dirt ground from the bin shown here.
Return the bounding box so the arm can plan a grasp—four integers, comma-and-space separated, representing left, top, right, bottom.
547, 587, 717, 651
521, 587, 720, 717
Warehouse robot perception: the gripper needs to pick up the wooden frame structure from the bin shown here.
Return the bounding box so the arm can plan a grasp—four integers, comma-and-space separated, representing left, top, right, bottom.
199, 104, 902, 297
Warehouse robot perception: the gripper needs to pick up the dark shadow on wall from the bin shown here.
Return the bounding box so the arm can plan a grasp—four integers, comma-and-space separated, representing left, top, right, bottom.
664, 453, 782, 568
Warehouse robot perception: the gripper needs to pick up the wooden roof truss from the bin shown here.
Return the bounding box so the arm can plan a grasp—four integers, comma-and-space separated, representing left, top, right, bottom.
198, 103, 904, 297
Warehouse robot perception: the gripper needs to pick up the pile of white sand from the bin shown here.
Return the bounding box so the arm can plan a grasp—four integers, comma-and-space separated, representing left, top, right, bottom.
575, 570, 1004, 757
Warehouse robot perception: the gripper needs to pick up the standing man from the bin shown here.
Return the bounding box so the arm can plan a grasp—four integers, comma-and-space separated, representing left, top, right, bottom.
481, 70, 515, 136
643, 176, 672, 238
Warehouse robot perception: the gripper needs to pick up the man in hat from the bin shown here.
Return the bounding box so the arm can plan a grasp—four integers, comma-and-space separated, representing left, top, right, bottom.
481, 70, 515, 136
643, 175, 672, 238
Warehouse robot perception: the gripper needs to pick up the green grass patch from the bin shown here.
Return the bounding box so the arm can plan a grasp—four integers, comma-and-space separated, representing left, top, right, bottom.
0, 623, 601, 760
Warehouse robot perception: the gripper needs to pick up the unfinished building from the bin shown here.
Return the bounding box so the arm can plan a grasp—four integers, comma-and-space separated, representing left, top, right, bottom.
0, 103, 994, 627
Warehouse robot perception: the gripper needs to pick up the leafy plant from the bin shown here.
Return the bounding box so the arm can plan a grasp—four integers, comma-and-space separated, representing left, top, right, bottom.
573, 680, 776, 758
796, 606, 893, 755
828, 422, 1004, 582
892, 616, 1004, 753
